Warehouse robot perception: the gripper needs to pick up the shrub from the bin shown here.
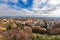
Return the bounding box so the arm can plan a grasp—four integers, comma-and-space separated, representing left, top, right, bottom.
32, 33, 60, 40
15, 22, 24, 30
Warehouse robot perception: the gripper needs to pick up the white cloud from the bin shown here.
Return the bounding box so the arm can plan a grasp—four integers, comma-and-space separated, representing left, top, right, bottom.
48, 0, 60, 5
10, 0, 18, 3
0, 4, 34, 16
22, 0, 27, 4
0, 0, 60, 17
4, 0, 18, 4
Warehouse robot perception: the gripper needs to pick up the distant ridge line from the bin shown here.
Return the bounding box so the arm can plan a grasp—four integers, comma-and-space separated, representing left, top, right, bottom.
0, 16, 60, 20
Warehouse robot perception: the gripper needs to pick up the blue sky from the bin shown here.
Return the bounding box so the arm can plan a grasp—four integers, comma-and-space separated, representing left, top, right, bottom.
17, 0, 33, 8
0, 0, 60, 17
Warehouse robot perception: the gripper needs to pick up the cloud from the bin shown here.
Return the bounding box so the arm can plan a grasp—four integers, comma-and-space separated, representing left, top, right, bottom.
0, 0, 60, 17
3, 0, 18, 4
22, 0, 27, 4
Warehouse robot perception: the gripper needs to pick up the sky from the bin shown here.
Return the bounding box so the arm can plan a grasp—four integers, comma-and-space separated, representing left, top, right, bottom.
0, 0, 60, 17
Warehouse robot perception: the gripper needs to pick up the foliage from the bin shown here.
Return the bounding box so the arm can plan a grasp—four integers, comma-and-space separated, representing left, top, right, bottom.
32, 28, 45, 34
15, 22, 24, 29
5, 21, 14, 30
32, 33, 60, 40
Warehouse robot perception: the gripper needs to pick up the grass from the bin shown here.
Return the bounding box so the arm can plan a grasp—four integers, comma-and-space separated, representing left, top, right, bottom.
32, 33, 60, 40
